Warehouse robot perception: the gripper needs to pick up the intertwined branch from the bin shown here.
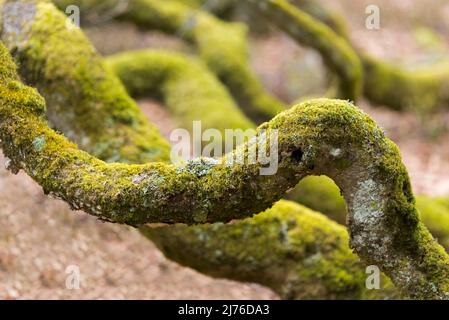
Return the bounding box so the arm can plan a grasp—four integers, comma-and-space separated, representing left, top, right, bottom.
1, 0, 449, 299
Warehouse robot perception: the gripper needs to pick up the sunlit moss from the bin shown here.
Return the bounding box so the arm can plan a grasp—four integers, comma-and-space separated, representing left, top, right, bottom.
4, 37, 449, 296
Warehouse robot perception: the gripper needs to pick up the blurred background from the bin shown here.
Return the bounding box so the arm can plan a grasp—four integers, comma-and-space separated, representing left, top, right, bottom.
1, 0, 449, 299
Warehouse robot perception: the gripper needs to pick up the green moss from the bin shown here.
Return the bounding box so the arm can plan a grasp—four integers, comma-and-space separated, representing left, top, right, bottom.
55, 0, 364, 117
1, 0, 170, 163
4, 40, 449, 296
287, 175, 449, 254
110, 0, 286, 123
0, 38, 274, 226
286, 175, 347, 224
279, 0, 449, 112
142, 199, 398, 299
106, 50, 254, 133
2, 3, 449, 297
289, 0, 348, 38
362, 54, 449, 112
232, 0, 449, 112
108, 0, 364, 117
416, 195, 449, 250
105, 49, 400, 298
1, 36, 406, 231
244, 0, 362, 102
176, 0, 236, 15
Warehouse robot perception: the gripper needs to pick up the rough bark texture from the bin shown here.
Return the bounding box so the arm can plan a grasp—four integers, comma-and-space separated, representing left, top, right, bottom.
3, 47, 449, 296
0, 37, 394, 298
110, 49, 449, 256
289, 176, 449, 251
107, 49, 398, 299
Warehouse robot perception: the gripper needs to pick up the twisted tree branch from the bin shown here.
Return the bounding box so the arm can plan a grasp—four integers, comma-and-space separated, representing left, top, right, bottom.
2, 44, 449, 296
1, 0, 449, 299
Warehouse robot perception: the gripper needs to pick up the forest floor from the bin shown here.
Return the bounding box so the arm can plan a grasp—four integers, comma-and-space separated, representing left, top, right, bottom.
1, 0, 448, 299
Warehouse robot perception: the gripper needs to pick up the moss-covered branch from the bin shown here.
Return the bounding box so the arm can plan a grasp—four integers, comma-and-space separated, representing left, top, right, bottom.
108, 49, 449, 298
176, 0, 236, 17
106, 49, 396, 298
0, 2, 286, 226
0, 0, 169, 163
1, 38, 305, 226
242, 0, 362, 102
3, 2, 386, 298
109, 48, 449, 253
109, 49, 449, 253
105, 49, 254, 133
3, 48, 449, 295
114, 0, 363, 110
110, 0, 285, 122
288, 0, 348, 37
3, 40, 381, 299
362, 55, 449, 111
53, 0, 363, 119
178, 0, 349, 36
285, 0, 449, 111
289, 176, 449, 251
187, 0, 449, 112
3, 0, 449, 299
141, 200, 398, 299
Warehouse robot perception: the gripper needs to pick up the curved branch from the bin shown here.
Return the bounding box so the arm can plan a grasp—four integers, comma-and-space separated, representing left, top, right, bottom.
288, 0, 348, 37
286, 0, 449, 111
1, 0, 170, 163
53, 0, 363, 118
107, 49, 397, 298
0, 43, 376, 227
111, 48, 448, 296
2, 0, 449, 298
113, 0, 362, 111
2, 45, 449, 295
109, 49, 449, 254
289, 176, 449, 251
4, 42, 386, 299
106, 49, 254, 132
243, 0, 362, 102
111, 0, 286, 122
141, 200, 398, 299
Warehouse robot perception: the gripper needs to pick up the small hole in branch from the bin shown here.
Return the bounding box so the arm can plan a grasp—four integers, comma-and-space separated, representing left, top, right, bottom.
291, 148, 303, 162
